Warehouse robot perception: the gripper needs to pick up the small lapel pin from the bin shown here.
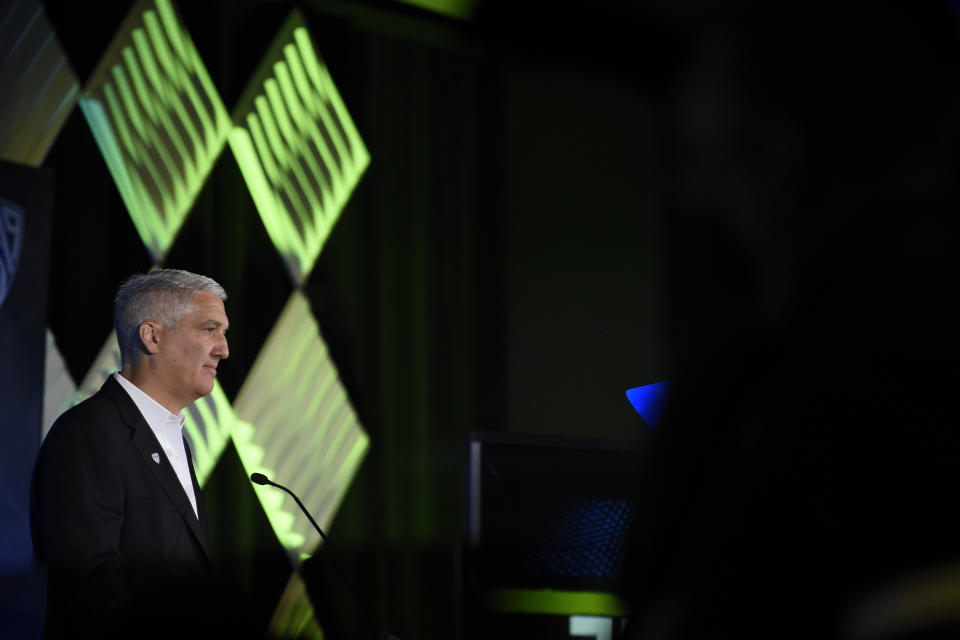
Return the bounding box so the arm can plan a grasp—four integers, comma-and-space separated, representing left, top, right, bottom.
151, 453, 161, 464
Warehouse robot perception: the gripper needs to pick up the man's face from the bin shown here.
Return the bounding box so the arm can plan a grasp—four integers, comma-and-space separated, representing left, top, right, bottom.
155, 292, 229, 410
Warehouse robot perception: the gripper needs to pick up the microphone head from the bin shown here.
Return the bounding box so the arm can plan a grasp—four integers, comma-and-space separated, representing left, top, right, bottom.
250, 472, 270, 485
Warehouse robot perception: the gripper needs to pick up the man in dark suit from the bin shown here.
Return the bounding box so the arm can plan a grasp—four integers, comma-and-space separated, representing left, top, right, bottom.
31, 269, 232, 639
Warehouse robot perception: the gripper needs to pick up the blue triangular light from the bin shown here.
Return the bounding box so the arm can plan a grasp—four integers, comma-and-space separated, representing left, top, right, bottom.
625, 381, 672, 431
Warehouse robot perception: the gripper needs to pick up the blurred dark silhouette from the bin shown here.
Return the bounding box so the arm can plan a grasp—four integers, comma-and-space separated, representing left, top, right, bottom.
621, 3, 960, 638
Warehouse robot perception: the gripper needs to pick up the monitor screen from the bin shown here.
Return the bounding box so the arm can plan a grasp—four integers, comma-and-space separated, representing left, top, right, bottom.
465, 430, 646, 599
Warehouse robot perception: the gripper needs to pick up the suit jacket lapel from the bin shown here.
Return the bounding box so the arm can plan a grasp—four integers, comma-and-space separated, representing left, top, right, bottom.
183, 436, 213, 548
101, 377, 214, 564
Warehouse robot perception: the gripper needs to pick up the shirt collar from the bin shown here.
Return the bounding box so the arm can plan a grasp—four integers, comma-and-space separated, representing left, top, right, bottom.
113, 372, 185, 432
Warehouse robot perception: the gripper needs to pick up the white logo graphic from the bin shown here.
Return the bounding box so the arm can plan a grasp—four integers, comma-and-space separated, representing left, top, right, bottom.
151, 453, 161, 464
0, 198, 24, 312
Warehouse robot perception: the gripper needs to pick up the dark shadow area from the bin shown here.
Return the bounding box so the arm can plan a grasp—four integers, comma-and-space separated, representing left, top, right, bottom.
620, 4, 960, 639
204, 441, 294, 638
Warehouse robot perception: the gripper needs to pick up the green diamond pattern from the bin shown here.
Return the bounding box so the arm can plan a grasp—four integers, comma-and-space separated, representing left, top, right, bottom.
229, 9, 370, 286
77, 0, 232, 263
267, 572, 325, 640
40, 4, 370, 634
233, 291, 369, 560
76, 331, 123, 401
182, 381, 250, 487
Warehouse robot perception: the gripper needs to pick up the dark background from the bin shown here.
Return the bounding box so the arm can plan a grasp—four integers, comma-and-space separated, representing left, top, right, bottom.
0, 161, 53, 638
8, 0, 960, 638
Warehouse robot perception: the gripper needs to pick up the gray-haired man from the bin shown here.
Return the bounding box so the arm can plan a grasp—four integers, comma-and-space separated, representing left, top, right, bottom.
32, 269, 233, 638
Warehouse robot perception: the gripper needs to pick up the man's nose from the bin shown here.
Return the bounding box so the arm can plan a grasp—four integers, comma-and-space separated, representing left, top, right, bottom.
214, 335, 229, 360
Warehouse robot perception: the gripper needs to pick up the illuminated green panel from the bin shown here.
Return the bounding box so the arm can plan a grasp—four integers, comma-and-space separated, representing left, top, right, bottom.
182, 381, 250, 486
233, 291, 369, 561
77, 0, 231, 262
229, 9, 370, 286
0, 0, 80, 166
232, 418, 304, 551
76, 331, 124, 401
267, 572, 325, 640
484, 589, 629, 618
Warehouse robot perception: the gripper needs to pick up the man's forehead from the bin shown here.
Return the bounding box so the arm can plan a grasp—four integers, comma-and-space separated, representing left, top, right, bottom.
186, 293, 228, 318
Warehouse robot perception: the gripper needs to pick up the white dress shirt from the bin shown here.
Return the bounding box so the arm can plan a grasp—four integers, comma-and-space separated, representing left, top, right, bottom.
113, 372, 199, 518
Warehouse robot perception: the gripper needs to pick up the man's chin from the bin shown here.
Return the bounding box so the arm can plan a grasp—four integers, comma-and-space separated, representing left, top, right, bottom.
195, 378, 216, 398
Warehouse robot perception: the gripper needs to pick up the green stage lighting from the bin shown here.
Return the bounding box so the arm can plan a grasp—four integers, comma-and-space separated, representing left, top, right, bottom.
230, 9, 370, 286
78, 0, 231, 263
183, 381, 251, 487
233, 291, 369, 560
75, 331, 123, 402
267, 572, 325, 640
484, 589, 628, 618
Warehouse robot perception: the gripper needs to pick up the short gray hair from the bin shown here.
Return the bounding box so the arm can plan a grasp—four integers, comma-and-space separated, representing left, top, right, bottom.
114, 269, 227, 367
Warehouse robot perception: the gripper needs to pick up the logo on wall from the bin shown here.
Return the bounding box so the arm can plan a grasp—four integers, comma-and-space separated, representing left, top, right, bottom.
0, 198, 24, 312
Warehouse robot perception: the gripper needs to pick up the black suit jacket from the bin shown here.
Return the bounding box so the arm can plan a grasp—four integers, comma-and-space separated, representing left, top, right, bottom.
31, 375, 219, 638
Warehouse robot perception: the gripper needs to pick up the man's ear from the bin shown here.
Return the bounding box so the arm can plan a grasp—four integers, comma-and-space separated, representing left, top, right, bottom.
138, 321, 162, 355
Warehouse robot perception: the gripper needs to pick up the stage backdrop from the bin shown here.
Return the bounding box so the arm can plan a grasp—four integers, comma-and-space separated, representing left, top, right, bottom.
4, 0, 667, 637
0, 160, 53, 638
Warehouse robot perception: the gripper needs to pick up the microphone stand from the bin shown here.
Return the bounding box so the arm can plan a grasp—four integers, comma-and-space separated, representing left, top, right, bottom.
250, 473, 402, 640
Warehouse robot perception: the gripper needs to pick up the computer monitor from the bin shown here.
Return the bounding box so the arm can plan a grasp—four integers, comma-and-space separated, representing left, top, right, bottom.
464, 431, 647, 639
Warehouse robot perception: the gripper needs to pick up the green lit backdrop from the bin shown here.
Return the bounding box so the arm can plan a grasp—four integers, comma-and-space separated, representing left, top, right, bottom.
10, 2, 960, 639
14, 0, 665, 637
78, 0, 232, 263
229, 9, 370, 287
36, 0, 372, 634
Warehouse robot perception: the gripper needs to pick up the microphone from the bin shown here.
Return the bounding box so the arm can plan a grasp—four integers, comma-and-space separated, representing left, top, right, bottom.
250, 473, 402, 640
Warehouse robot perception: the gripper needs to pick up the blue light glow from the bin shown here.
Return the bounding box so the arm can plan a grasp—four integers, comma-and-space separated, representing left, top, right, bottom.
625, 381, 671, 430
